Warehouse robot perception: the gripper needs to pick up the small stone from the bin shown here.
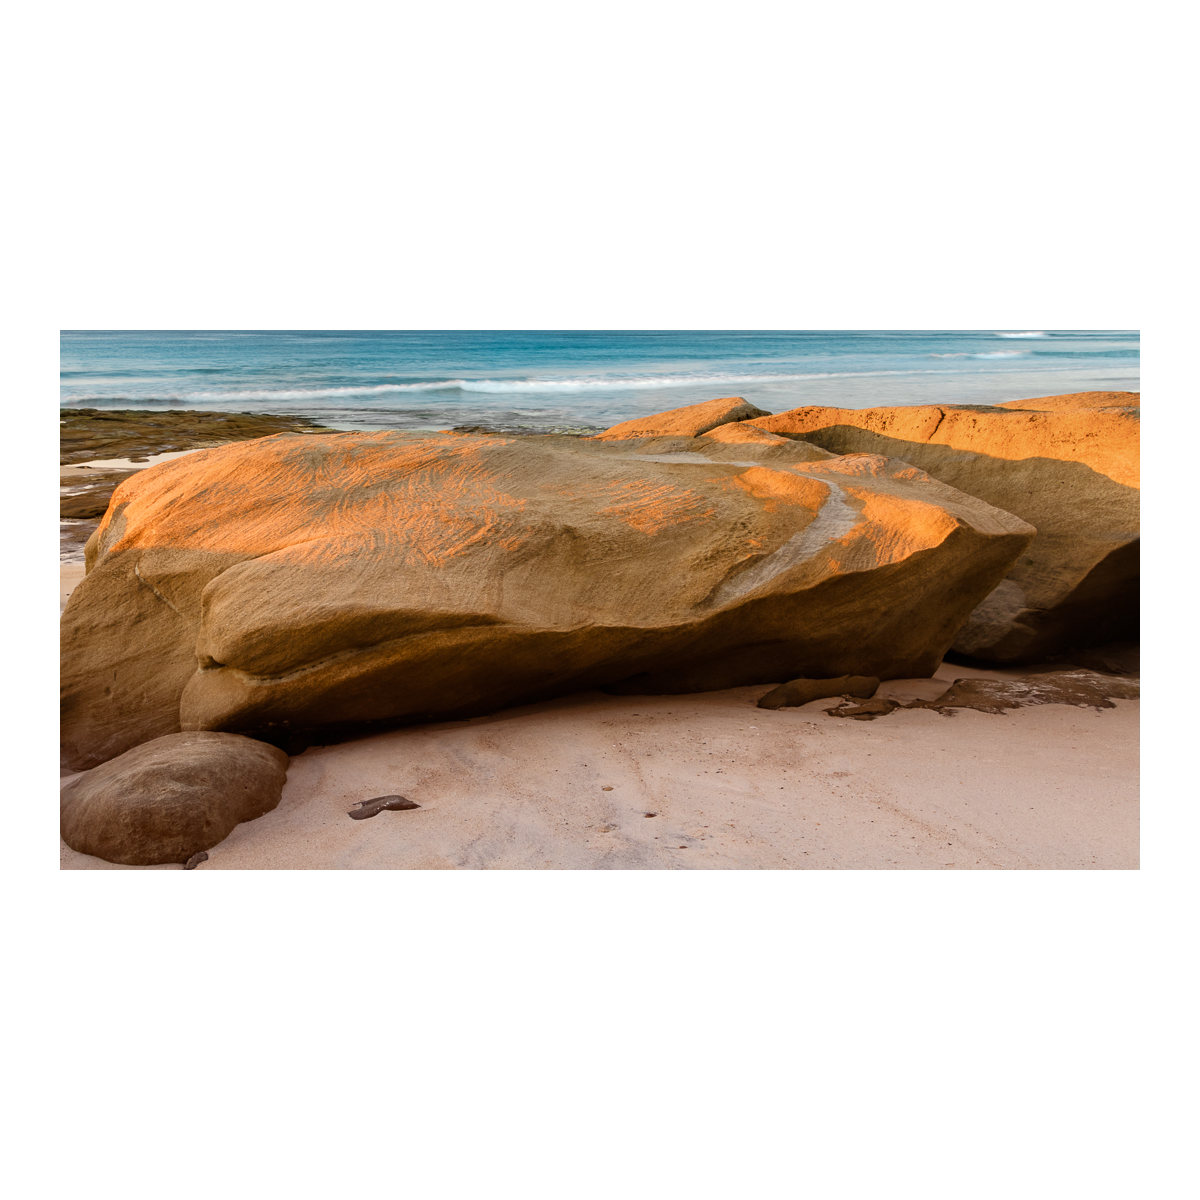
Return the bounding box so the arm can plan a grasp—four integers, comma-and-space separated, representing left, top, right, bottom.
825, 697, 901, 720
601, 786, 613, 791
348, 795, 421, 820
644, 812, 658, 818
184, 851, 208, 870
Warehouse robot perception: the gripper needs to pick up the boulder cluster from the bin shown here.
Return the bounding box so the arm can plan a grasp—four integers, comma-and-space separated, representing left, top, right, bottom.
60, 391, 1139, 863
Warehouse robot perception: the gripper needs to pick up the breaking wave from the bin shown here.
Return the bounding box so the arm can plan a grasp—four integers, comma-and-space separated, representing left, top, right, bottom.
65, 364, 1074, 405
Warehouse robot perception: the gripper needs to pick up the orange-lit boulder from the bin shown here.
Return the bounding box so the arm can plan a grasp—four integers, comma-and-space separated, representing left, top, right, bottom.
735, 392, 1140, 662
591, 395, 770, 440
61, 429, 1033, 769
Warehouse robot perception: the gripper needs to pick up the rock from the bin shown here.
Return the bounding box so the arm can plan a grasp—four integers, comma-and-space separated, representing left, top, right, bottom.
911, 670, 1140, 715
61, 427, 1034, 769
825, 697, 901, 720
60, 408, 335, 466
757, 675, 880, 709
1062, 641, 1140, 676
996, 391, 1138, 412
60, 470, 139, 519
348, 795, 421, 820
59, 732, 289, 865
684, 419, 789, 446
591, 396, 771, 440
184, 851, 208, 869
737, 392, 1139, 662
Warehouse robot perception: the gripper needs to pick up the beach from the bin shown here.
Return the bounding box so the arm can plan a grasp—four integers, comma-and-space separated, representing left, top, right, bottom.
59, 335, 1140, 872
59, 657, 1139, 871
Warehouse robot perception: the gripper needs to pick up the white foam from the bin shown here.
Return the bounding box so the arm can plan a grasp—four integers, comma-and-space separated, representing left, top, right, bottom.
994, 331, 1048, 338
63, 367, 1031, 404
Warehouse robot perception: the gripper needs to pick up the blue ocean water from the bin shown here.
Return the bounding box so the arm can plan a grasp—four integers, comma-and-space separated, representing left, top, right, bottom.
60, 330, 1139, 434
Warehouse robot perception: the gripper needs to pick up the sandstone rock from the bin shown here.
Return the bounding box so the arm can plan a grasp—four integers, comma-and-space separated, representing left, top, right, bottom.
910, 670, 1140, 715
995, 391, 1138, 412
738, 392, 1139, 662
825, 697, 901, 720
60, 408, 334, 466
59, 731, 289, 865
61, 428, 1034, 769
695, 420, 790, 446
60, 470, 139, 519
757, 675, 879, 710
348, 795, 421, 820
591, 396, 771, 440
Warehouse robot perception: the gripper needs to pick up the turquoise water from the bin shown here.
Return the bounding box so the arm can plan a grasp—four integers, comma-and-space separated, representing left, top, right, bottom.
60, 330, 1139, 434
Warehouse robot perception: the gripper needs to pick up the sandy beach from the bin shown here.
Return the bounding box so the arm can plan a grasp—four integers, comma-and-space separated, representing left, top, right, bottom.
60, 656, 1138, 870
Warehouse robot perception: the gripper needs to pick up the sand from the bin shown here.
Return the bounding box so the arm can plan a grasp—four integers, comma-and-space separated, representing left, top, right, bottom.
70, 449, 211, 471
60, 563, 85, 612
59, 659, 1138, 871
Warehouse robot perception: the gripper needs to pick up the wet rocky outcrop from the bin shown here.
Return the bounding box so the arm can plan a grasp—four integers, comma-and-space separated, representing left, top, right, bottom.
60, 408, 334, 466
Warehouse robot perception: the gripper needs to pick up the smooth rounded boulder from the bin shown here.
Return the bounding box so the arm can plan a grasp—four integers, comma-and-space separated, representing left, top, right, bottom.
730, 392, 1139, 663
60, 731, 289, 865
61, 416, 1034, 769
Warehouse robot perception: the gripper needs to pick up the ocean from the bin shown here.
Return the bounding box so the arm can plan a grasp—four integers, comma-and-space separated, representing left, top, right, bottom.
60, 330, 1139, 434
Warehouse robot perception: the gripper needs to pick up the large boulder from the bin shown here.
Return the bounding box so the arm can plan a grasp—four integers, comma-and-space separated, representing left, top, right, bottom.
733, 392, 1139, 662
59, 731, 289, 865
61, 423, 1034, 769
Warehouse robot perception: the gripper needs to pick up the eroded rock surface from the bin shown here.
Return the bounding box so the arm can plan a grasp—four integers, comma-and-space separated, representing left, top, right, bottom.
60, 408, 334, 466
757, 675, 879, 710
61, 470, 139, 561
59, 731, 288, 865
592, 396, 771, 441
821, 668, 1140, 720
62, 419, 1033, 768
910, 670, 1140, 715
731, 392, 1139, 663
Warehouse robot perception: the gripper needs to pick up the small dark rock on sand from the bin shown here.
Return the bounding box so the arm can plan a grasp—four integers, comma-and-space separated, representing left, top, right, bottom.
184, 851, 209, 870
825, 697, 902, 721
348, 795, 421, 820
